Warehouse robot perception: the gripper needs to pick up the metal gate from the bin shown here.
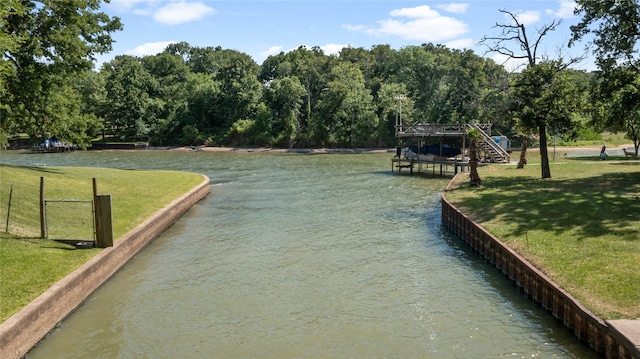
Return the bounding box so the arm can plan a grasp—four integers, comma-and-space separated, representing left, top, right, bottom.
44, 199, 95, 243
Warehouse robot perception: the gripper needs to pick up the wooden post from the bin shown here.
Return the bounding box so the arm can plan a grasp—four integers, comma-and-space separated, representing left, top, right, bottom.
40, 177, 46, 239
95, 194, 113, 248
5, 182, 13, 233
92, 178, 100, 244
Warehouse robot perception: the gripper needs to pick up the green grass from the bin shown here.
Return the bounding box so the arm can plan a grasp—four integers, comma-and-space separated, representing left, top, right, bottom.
444, 153, 640, 319
0, 164, 205, 322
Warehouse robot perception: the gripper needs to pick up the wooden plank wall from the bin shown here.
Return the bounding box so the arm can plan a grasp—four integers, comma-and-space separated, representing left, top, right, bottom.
441, 194, 636, 359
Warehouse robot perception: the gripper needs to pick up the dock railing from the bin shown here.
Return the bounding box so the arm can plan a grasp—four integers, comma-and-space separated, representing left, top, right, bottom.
468, 124, 510, 163
395, 123, 492, 138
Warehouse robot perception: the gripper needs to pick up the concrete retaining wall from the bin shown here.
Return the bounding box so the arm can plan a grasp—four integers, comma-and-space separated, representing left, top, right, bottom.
0, 175, 210, 359
441, 181, 638, 359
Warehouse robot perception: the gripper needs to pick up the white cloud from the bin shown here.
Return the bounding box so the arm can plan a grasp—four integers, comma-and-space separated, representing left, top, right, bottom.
125, 41, 177, 56
153, 1, 215, 25
132, 7, 154, 16
342, 24, 367, 32
509, 10, 541, 26
321, 44, 349, 56
346, 5, 468, 42
389, 5, 441, 19
108, 0, 161, 14
109, 1, 215, 25
546, 0, 577, 19
445, 38, 475, 50
491, 53, 528, 72
261, 46, 283, 58
437, 3, 469, 14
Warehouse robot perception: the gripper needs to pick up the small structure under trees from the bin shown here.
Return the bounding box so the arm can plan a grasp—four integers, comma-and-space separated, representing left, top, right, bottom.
391, 120, 510, 177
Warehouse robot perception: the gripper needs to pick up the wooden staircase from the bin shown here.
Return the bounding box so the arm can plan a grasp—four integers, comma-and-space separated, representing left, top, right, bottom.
468, 124, 510, 163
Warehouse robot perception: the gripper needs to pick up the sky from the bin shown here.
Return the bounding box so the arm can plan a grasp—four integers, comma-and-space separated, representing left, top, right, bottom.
97, 0, 596, 71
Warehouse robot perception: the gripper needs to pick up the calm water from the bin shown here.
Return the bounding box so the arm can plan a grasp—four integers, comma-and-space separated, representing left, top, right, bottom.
1, 150, 597, 358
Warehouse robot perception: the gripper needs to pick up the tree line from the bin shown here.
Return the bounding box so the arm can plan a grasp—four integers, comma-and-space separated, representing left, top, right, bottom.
2, 1, 639, 161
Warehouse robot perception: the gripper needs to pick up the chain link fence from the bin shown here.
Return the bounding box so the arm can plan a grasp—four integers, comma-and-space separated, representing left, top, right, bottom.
44, 199, 95, 241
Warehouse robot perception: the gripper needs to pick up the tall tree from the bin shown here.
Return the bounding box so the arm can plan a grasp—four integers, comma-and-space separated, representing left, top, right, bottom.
1, 0, 122, 148
375, 82, 414, 147
480, 9, 584, 178
101, 55, 156, 141
510, 61, 585, 178
571, 0, 640, 73
263, 76, 306, 147
316, 62, 376, 147
467, 128, 482, 186
261, 49, 327, 145
394, 45, 444, 122
589, 67, 640, 154
0, 0, 24, 98
571, 0, 640, 154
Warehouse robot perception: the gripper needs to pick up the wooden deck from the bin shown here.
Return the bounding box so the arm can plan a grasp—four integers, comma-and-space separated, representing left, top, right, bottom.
391, 156, 468, 177
395, 123, 491, 138
31, 144, 77, 153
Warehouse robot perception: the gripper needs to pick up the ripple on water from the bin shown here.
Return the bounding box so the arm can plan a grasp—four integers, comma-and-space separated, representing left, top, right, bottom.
4, 151, 597, 359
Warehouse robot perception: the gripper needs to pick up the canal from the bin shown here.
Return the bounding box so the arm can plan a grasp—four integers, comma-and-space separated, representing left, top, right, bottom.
1, 150, 597, 358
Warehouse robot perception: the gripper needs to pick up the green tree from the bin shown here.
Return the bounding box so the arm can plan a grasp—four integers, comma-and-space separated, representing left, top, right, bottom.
263, 76, 307, 147
589, 67, 640, 154
1, 0, 122, 148
480, 9, 584, 178
375, 82, 414, 146
141, 52, 191, 143
467, 128, 482, 186
571, 0, 640, 154
394, 45, 444, 122
474, 58, 512, 135
392, 44, 494, 125
511, 61, 585, 178
314, 62, 376, 147
260, 46, 332, 146
157, 72, 220, 145
101, 55, 156, 141
201, 48, 262, 137
0, 0, 24, 98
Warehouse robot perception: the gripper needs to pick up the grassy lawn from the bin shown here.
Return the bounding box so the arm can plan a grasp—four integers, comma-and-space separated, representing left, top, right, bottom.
0, 164, 205, 322
444, 151, 640, 320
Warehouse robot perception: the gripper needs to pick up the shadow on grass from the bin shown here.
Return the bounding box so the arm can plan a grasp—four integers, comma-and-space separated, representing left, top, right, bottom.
454, 170, 640, 241
0, 164, 66, 175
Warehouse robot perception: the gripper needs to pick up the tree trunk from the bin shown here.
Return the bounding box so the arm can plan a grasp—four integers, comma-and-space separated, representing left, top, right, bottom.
516, 136, 528, 169
469, 138, 482, 186
539, 123, 551, 179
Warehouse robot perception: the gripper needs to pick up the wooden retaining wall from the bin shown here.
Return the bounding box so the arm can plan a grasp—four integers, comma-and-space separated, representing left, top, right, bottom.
441, 192, 637, 359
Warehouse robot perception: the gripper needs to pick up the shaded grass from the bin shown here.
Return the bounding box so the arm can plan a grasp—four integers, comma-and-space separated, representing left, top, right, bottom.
444, 156, 640, 319
0, 235, 100, 322
0, 165, 205, 322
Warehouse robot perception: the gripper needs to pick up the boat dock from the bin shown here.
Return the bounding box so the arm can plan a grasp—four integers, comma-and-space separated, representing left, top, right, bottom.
391, 156, 468, 176
391, 123, 510, 177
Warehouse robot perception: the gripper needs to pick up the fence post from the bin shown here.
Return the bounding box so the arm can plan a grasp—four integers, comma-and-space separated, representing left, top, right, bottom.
93, 178, 100, 244
40, 177, 46, 239
95, 194, 113, 248
5, 182, 12, 233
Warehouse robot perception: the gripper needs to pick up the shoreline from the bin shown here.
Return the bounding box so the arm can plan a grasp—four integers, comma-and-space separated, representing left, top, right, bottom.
6, 143, 635, 155
140, 143, 637, 154
151, 146, 395, 153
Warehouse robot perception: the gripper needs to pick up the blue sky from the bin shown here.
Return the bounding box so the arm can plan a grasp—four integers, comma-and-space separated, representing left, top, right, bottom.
98, 0, 595, 71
